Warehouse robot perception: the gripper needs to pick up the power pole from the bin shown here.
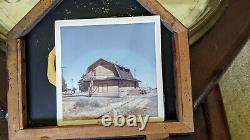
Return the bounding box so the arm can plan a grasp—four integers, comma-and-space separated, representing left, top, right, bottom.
89, 71, 94, 97
62, 66, 67, 93
62, 66, 67, 76
133, 69, 136, 78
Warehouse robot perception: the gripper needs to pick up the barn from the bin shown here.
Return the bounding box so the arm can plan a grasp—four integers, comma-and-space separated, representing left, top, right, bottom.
82, 58, 140, 97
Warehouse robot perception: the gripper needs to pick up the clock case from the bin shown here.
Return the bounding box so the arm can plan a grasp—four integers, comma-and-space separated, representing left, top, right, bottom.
7, 0, 193, 139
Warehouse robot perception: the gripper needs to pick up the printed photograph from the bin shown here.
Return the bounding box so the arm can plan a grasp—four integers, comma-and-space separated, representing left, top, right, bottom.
55, 16, 164, 125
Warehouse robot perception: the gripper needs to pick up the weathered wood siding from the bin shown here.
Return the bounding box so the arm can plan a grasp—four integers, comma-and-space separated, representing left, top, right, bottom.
119, 80, 138, 92
90, 80, 139, 97
119, 80, 139, 96
87, 65, 118, 79
92, 80, 119, 96
95, 65, 115, 78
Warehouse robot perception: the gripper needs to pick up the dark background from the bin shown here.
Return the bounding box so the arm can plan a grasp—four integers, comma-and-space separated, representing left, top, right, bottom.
3, 0, 249, 139
25, 0, 176, 127
0, 42, 7, 108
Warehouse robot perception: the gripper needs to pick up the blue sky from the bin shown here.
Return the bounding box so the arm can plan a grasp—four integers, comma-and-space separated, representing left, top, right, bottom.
61, 23, 157, 89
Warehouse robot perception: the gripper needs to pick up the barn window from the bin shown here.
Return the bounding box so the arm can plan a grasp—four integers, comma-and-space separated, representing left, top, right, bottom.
103, 84, 108, 93
98, 84, 102, 93
98, 83, 108, 93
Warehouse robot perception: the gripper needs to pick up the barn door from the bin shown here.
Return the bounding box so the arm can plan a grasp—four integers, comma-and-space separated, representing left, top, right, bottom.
103, 84, 108, 93
98, 83, 108, 95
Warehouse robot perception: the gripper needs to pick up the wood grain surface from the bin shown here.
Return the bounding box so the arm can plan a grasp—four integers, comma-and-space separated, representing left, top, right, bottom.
7, 0, 193, 139
202, 85, 231, 140
17, 39, 27, 130
167, 85, 231, 140
191, 0, 250, 109
2, 0, 250, 139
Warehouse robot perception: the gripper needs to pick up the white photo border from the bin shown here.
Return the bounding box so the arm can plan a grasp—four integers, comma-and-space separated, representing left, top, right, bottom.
55, 16, 164, 126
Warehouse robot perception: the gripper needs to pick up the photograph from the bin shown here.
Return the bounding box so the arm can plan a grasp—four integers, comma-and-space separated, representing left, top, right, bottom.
55, 16, 164, 126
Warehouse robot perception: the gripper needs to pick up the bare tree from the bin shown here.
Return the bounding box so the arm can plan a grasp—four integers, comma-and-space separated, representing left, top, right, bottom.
78, 74, 89, 92
62, 76, 67, 92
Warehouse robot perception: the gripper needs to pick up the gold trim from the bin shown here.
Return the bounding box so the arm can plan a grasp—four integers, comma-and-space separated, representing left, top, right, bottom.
47, 47, 56, 86
188, 0, 228, 44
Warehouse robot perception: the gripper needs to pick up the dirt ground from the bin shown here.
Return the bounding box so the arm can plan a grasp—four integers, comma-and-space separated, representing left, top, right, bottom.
62, 93, 158, 121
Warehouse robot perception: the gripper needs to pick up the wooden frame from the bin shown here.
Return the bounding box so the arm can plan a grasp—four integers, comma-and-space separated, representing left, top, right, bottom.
7, 0, 193, 139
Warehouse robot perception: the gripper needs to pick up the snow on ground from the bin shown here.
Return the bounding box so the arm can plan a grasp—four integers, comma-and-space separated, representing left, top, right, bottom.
62, 93, 158, 121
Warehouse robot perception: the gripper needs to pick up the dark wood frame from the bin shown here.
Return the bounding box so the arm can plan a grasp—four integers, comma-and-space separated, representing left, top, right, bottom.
7, 0, 193, 139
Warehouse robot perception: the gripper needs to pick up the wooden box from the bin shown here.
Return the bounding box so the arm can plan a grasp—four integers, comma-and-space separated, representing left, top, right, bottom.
7, 0, 193, 139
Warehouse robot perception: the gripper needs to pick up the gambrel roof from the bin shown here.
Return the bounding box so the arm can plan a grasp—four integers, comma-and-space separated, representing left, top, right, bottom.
84, 58, 140, 82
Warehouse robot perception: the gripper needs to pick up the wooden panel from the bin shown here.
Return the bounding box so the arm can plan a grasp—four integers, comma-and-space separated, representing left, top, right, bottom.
203, 85, 231, 140
17, 39, 27, 129
7, 0, 193, 139
7, 38, 20, 139
5, 0, 249, 139
192, 106, 209, 140
139, 0, 193, 125
188, 85, 230, 140
191, 0, 250, 108
13, 122, 191, 140
173, 32, 193, 127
